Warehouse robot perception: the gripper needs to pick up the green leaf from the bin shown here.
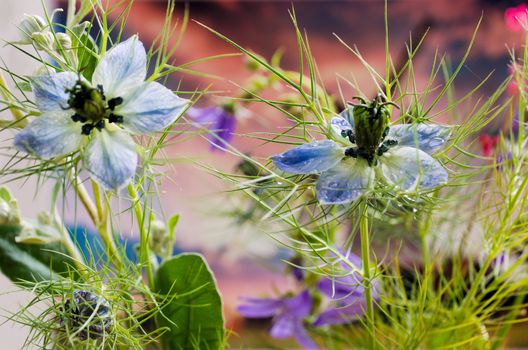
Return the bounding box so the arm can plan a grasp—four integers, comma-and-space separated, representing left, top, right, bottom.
155, 253, 224, 350
0, 224, 77, 283
0, 187, 12, 202
70, 22, 98, 80
167, 214, 180, 244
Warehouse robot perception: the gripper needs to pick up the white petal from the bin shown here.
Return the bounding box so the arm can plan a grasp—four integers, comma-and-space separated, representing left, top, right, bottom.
30, 72, 78, 112
14, 113, 82, 158
84, 129, 138, 190
387, 124, 451, 154
117, 82, 189, 134
316, 158, 374, 204
379, 146, 448, 191
92, 36, 146, 98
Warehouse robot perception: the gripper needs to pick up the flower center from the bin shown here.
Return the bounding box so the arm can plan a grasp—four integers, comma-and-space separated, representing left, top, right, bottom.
64, 80, 125, 135
343, 94, 399, 166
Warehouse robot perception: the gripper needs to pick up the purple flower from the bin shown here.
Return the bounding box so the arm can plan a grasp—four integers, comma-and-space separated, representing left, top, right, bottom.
314, 252, 375, 327
238, 290, 319, 350
187, 106, 236, 151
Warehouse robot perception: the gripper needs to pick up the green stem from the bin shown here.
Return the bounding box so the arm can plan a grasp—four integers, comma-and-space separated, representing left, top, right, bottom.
91, 182, 122, 269
360, 203, 375, 349
418, 211, 433, 294
127, 184, 154, 287
59, 225, 87, 275
70, 172, 122, 268
0, 71, 26, 127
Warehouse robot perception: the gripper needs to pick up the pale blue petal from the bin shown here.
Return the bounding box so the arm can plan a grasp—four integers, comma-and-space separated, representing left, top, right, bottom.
339, 106, 355, 128
30, 72, 78, 112
84, 129, 138, 190
315, 158, 374, 204
330, 116, 353, 141
379, 146, 448, 191
14, 113, 83, 158
331, 107, 355, 143
387, 124, 451, 154
271, 140, 344, 174
92, 36, 146, 98
117, 82, 189, 134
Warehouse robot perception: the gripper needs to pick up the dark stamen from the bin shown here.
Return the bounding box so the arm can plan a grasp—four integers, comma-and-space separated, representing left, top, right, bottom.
81, 124, 94, 135
107, 97, 123, 111
382, 126, 390, 140
377, 139, 399, 156
94, 120, 105, 131
344, 147, 358, 158
340, 129, 356, 144
108, 114, 124, 124
97, 85, 106, 100
71, 113, 87, 123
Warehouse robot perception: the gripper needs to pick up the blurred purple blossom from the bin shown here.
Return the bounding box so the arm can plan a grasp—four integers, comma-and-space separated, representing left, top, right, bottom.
187, 106, 237, 151
238, 290, 319, 350
314, 252, 375, 327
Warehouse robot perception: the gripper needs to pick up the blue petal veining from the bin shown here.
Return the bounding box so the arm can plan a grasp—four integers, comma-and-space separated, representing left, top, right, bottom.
271, 140, 344, 174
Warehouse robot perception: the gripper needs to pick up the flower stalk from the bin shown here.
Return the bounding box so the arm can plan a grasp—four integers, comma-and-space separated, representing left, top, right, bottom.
128, 184, 154, 287
0, 71, 26, 128
359, 202, 375, 349
70, 170, 122, 269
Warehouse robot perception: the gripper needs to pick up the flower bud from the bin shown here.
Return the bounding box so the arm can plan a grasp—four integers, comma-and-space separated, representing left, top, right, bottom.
0, 187, 20, 225
248, 75, 269, 93
244, 52, 268, 72
17, 14, 47, 44
148, 220, 170, 257
15, 212, 62, 244
54, 32, 72, 50
62, 290, 113, 340
31, 31, 55, 50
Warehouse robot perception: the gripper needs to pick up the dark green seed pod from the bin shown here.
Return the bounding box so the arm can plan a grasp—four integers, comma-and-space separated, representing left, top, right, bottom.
62, 290, 113, 340
352, 95, 392, 156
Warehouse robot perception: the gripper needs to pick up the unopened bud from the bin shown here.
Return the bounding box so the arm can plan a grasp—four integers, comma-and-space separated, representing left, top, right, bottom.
31, 31, 54, 50
0, 187, 20, 225
15, 211, 61, 244
54, 33, 72, 50
17, 14, 47, 44
244, 52, 268, 72
149, 220, 169, 257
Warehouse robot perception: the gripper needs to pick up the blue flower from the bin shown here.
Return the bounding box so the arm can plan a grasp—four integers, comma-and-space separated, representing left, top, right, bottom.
187, 106, 237, 151
14, 36, 189, 190
238, 290, 319, 350
271, 101, 450, 204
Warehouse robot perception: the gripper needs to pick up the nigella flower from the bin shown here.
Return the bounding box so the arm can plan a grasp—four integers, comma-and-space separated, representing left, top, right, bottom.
62, 290, 113, 340
238, 290, 319, 350
271, 95, 450, 204
314, 252, 376, 326
187, 105, 236, 151
14, 36, 189, 190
